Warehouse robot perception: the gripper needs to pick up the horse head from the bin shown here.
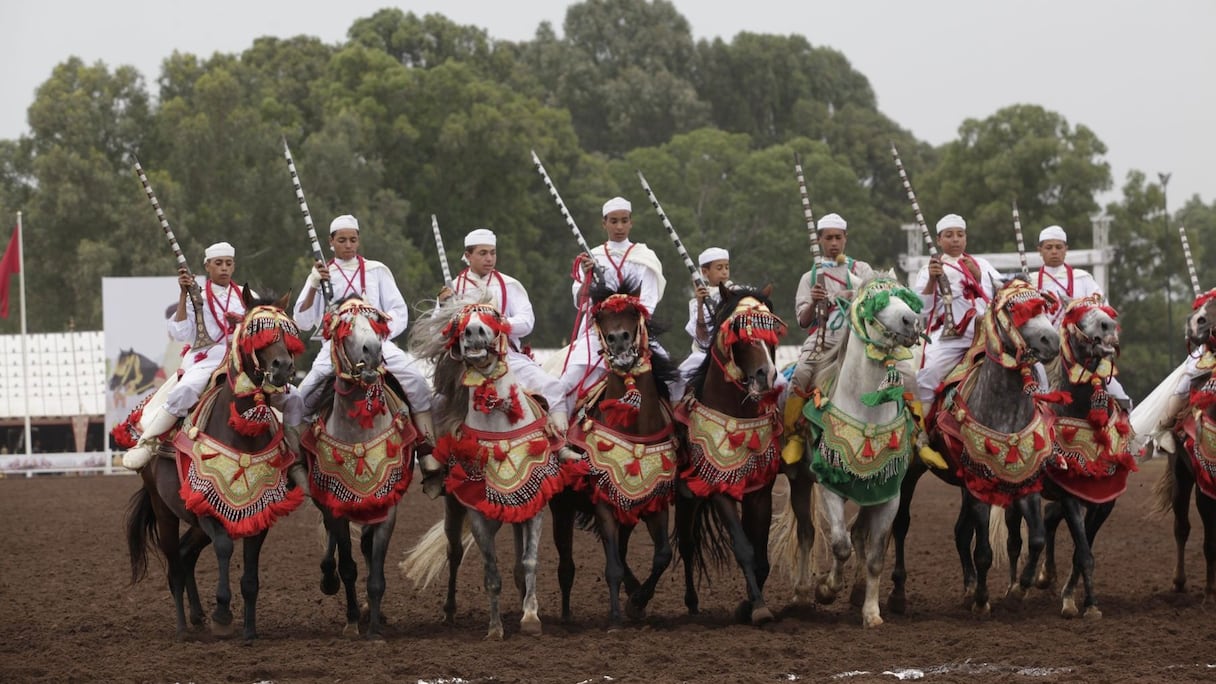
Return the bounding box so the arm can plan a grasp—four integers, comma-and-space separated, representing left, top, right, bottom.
231, 288, 303, 391
984, 280, 1061, 368
442, 301, 510, 376
1186, 289, 1216, 351
1060, 295, 1120, 366
848, 272, 924, 352
590, 281, 649, 374
709, 283, 787, 401
324, 295, 391, 386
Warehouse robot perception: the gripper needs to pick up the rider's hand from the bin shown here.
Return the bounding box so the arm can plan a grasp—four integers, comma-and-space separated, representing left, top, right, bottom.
927, 257, 943, 279
177, 268, 194, 291
307, 260, 328, 290
695, 285, 709, 303
546, 411, 569, 437
810, 283, 827, 302
438, 286, 453, 302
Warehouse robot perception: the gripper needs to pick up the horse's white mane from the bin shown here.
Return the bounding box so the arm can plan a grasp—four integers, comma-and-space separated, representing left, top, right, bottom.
406, 292, 498, 435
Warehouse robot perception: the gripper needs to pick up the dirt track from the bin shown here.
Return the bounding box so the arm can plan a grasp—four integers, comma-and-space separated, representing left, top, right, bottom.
1, 459, 1214, 683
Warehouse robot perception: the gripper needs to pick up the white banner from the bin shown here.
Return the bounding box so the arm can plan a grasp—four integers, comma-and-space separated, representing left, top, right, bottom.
103, 277, 183, 430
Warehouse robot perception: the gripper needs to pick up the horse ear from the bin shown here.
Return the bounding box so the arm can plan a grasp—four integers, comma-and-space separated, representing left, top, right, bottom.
274, 290, 292, 312
761, 283, 774, 299
241, 284, 253, 308
718, 283, 731, 301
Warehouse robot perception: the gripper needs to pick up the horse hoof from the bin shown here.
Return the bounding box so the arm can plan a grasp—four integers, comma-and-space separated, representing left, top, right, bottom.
848, 584, 865, 608
343, 621, 361, 638
520, 614, 542, 636
442, 612, 456, 625
971, 601, 990, 617
793, 585, 815, 605
751, 605, 774, 626
887, 591, 907, 615
1006, 584, 1027, 602
485, 631, 504, 641
1083, 606, 1103, 620
1172, 579, 1187, 593
365, 631, 385, 642
1034, 572, 1055, 590
863, 613, 884, 629
210, 620, 234, 637
734, 600, 752, 624
815, 584, 838, 605
626, 600, 646, 621
1061, 599, 1079, 619
321, 574, 340, 596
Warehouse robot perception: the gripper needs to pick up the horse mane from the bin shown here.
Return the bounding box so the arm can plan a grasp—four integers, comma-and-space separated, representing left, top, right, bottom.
686, 283, 775, 399
407, 292, 497, 436
807, 272, 899, 391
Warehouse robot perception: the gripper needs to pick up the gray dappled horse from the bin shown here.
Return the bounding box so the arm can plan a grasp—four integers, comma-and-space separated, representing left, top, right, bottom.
302, 296, 421, 639
890, 280, 1061, 615
125, 290, 303, 641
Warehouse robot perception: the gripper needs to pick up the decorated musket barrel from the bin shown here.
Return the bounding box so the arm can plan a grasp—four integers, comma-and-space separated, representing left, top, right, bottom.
133, 159, 217, 352
530, 149, 605, 286
636, 170, 714, 326
431, 214, 455, 290
794, 152, 835, 348
891, 143, 958, 336
282, 138, 334, 305
1179, 225, 1201, 297
1011, 200, 1029, 279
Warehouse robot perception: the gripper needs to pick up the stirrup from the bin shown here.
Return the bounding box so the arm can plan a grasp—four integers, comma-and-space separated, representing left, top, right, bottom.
781, 435, 805, 465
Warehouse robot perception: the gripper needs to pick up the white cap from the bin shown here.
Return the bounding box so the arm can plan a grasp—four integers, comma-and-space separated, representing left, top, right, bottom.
698, 247, 729, 266
464, 228, 496, 248
817, 213, 847, 231
329, 214, 359, 234
602, 197, 631, 216
935, 214, 966, 233
1038, 225, 1067, 243
204, 241, 235, 261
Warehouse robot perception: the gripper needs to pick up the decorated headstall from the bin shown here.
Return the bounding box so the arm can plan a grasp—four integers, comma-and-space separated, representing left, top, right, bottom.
847, 277, 923, 406
981, 280, 1060, 396
1060, 294, 1122, 427
711, 295, 787, 389
322, 299, 391, 379
592, 293, 653, 426
1187, 289, 1216, 409
441, 302, 512, 358
591, 293, 652, 355
227, 305, 305, 436
1189, 288, 1216, 354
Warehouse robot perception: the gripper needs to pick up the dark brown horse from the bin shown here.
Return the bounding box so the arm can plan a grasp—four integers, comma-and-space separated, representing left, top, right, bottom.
126, 289, 304, 641
1154, 291, 1216, 604
550, 280, 681, 627
676, 283, 786, 624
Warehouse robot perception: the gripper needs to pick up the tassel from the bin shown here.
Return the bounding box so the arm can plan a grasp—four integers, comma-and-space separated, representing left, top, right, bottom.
728, 431, 745, 448
473, 383, 501, 415
861, 386, 904, 407
861, 438, 875, 458
888, 430, 901, 449
355, 454, 366, 476
985, 437, 1001, 456
597, 439, 614, 452
492, 443, 508, 461
660, 452, 673, 471
599, 397, 640, 428
330, 445, 345, 465
625, 458, 641, 478
1020, 367, 1039, 396
506, 386, 525, 424
1005, 444, 1021, 465
528, 438, 549, 456
1060, 425, 1078, 442
229, 402, 273, 437
747, 432, 762, 450
878, 361, 902, 391
230, 466, 245, 483
1033, 431, 1045, 450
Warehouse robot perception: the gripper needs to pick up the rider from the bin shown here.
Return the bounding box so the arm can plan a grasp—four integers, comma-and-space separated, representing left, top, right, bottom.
914, 214, 1004, 408
781, 212, 873, 464
558, 196, 670, 415
1033, 224, 1131, 407
673, 246, 732, 401
122, 242, 304, 480
295, 214, 435, 444
438, 227, 568, 432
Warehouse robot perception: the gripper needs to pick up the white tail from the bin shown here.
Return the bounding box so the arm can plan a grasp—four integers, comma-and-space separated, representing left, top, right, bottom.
398, 516, 474, 591
988, 505, 1009, 570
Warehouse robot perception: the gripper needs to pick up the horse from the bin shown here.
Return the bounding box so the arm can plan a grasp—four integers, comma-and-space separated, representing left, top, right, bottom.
889, 279, 1062, 615
402, 296, 566, 639
675, 282, 786, 624
109, 348, 164, 398
1153, 290, 1216, 604
301, 296, 421, 638
773, 274, 924, 627
125, 289, 305, 641
1018, 294, 1135, 618
552, 279, 681, 627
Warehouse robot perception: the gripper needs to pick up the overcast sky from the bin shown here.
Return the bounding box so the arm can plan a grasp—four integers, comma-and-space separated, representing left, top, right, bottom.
2, 0, 1212, 209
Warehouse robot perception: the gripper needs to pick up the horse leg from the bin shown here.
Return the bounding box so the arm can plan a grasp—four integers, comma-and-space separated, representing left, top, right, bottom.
888, 462, 925, 615
1015, 494, 1046, 599
517, 515, 544, 636
467, 511, 504, 640
548, 491, 576, 622
815, 488, 850, 606
953, 489, 978, 607
787, 471, 817, 603
238, 531, 268, 642
1078, 501, 1115, 617
319, 519, 341, 595
325, 513, 361, 636
963, 493, 992, 615
197, 517, 235, 637
361, 511, 397, 639
1198, 491, 1216, 605
1057, 496, 1092, 619
675, 493, 701, 615
444, 495, 468, 624
1003, 505, 1024, 601
626, 507, 673, 620
179, 526, 210, 631
1172, 453, 1194, 593
859, 499, 899, 628
742, 484, 774, 594
619, 523, 641, 596
594, 504, 627, 628
711, 493, 772, 625
1036, 499, 1064, 589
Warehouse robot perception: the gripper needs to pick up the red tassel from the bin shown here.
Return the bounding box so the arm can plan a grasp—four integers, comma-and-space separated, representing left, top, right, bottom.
985, 437, 1001, 456
1088, 408, 1109, 428
492, 443, 508, 461
660, 452, 673, 471
1033, 431, 1045, 450
861, 438, 875, 458
599, 398, 639, 428
230, 466, 245, 483
527, 438, 549, 456
354, 455, 366, 476
728, 431, 745, 448
283, 334, 305, 356
1005, 445, 1020, 465
747, 431, 761, 450
597, 439, 614, 452
888, 430, 900, 449
1115, 419, 1130, 436
625, 458, 641, 478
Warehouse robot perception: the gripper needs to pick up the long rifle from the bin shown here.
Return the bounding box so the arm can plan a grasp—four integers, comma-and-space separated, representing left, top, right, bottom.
636, 170, 712, 335
891, 143, 958, 336
1179, 225, 1202, 297
282, 138, 333, 304
793, 153, 836, 350
133, 159, 216, 352
431, 214, 455, 290
530, 150, 604, 285
1011, 200, 1029, 279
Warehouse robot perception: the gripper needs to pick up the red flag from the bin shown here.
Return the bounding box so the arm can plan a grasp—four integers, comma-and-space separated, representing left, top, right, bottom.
0, 225, 20, 319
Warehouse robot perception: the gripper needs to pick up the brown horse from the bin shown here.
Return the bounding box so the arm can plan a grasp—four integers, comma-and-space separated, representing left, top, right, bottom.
676, 283, 786, 624
551, 280, 681, 627
125, 289, 304, 641
1154, 291, 1216, 604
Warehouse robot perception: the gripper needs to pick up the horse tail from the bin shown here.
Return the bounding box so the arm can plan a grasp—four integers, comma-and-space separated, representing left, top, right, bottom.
1152, 453, 1178, 516
399, 513, 473, 591
768, 487, 796, 580
675, 496, 733, 587
125, 487, 157, 585
988, 505, 1009, 570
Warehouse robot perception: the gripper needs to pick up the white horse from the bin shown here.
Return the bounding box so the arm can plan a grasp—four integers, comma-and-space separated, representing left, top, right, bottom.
402, 297, 565, 639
